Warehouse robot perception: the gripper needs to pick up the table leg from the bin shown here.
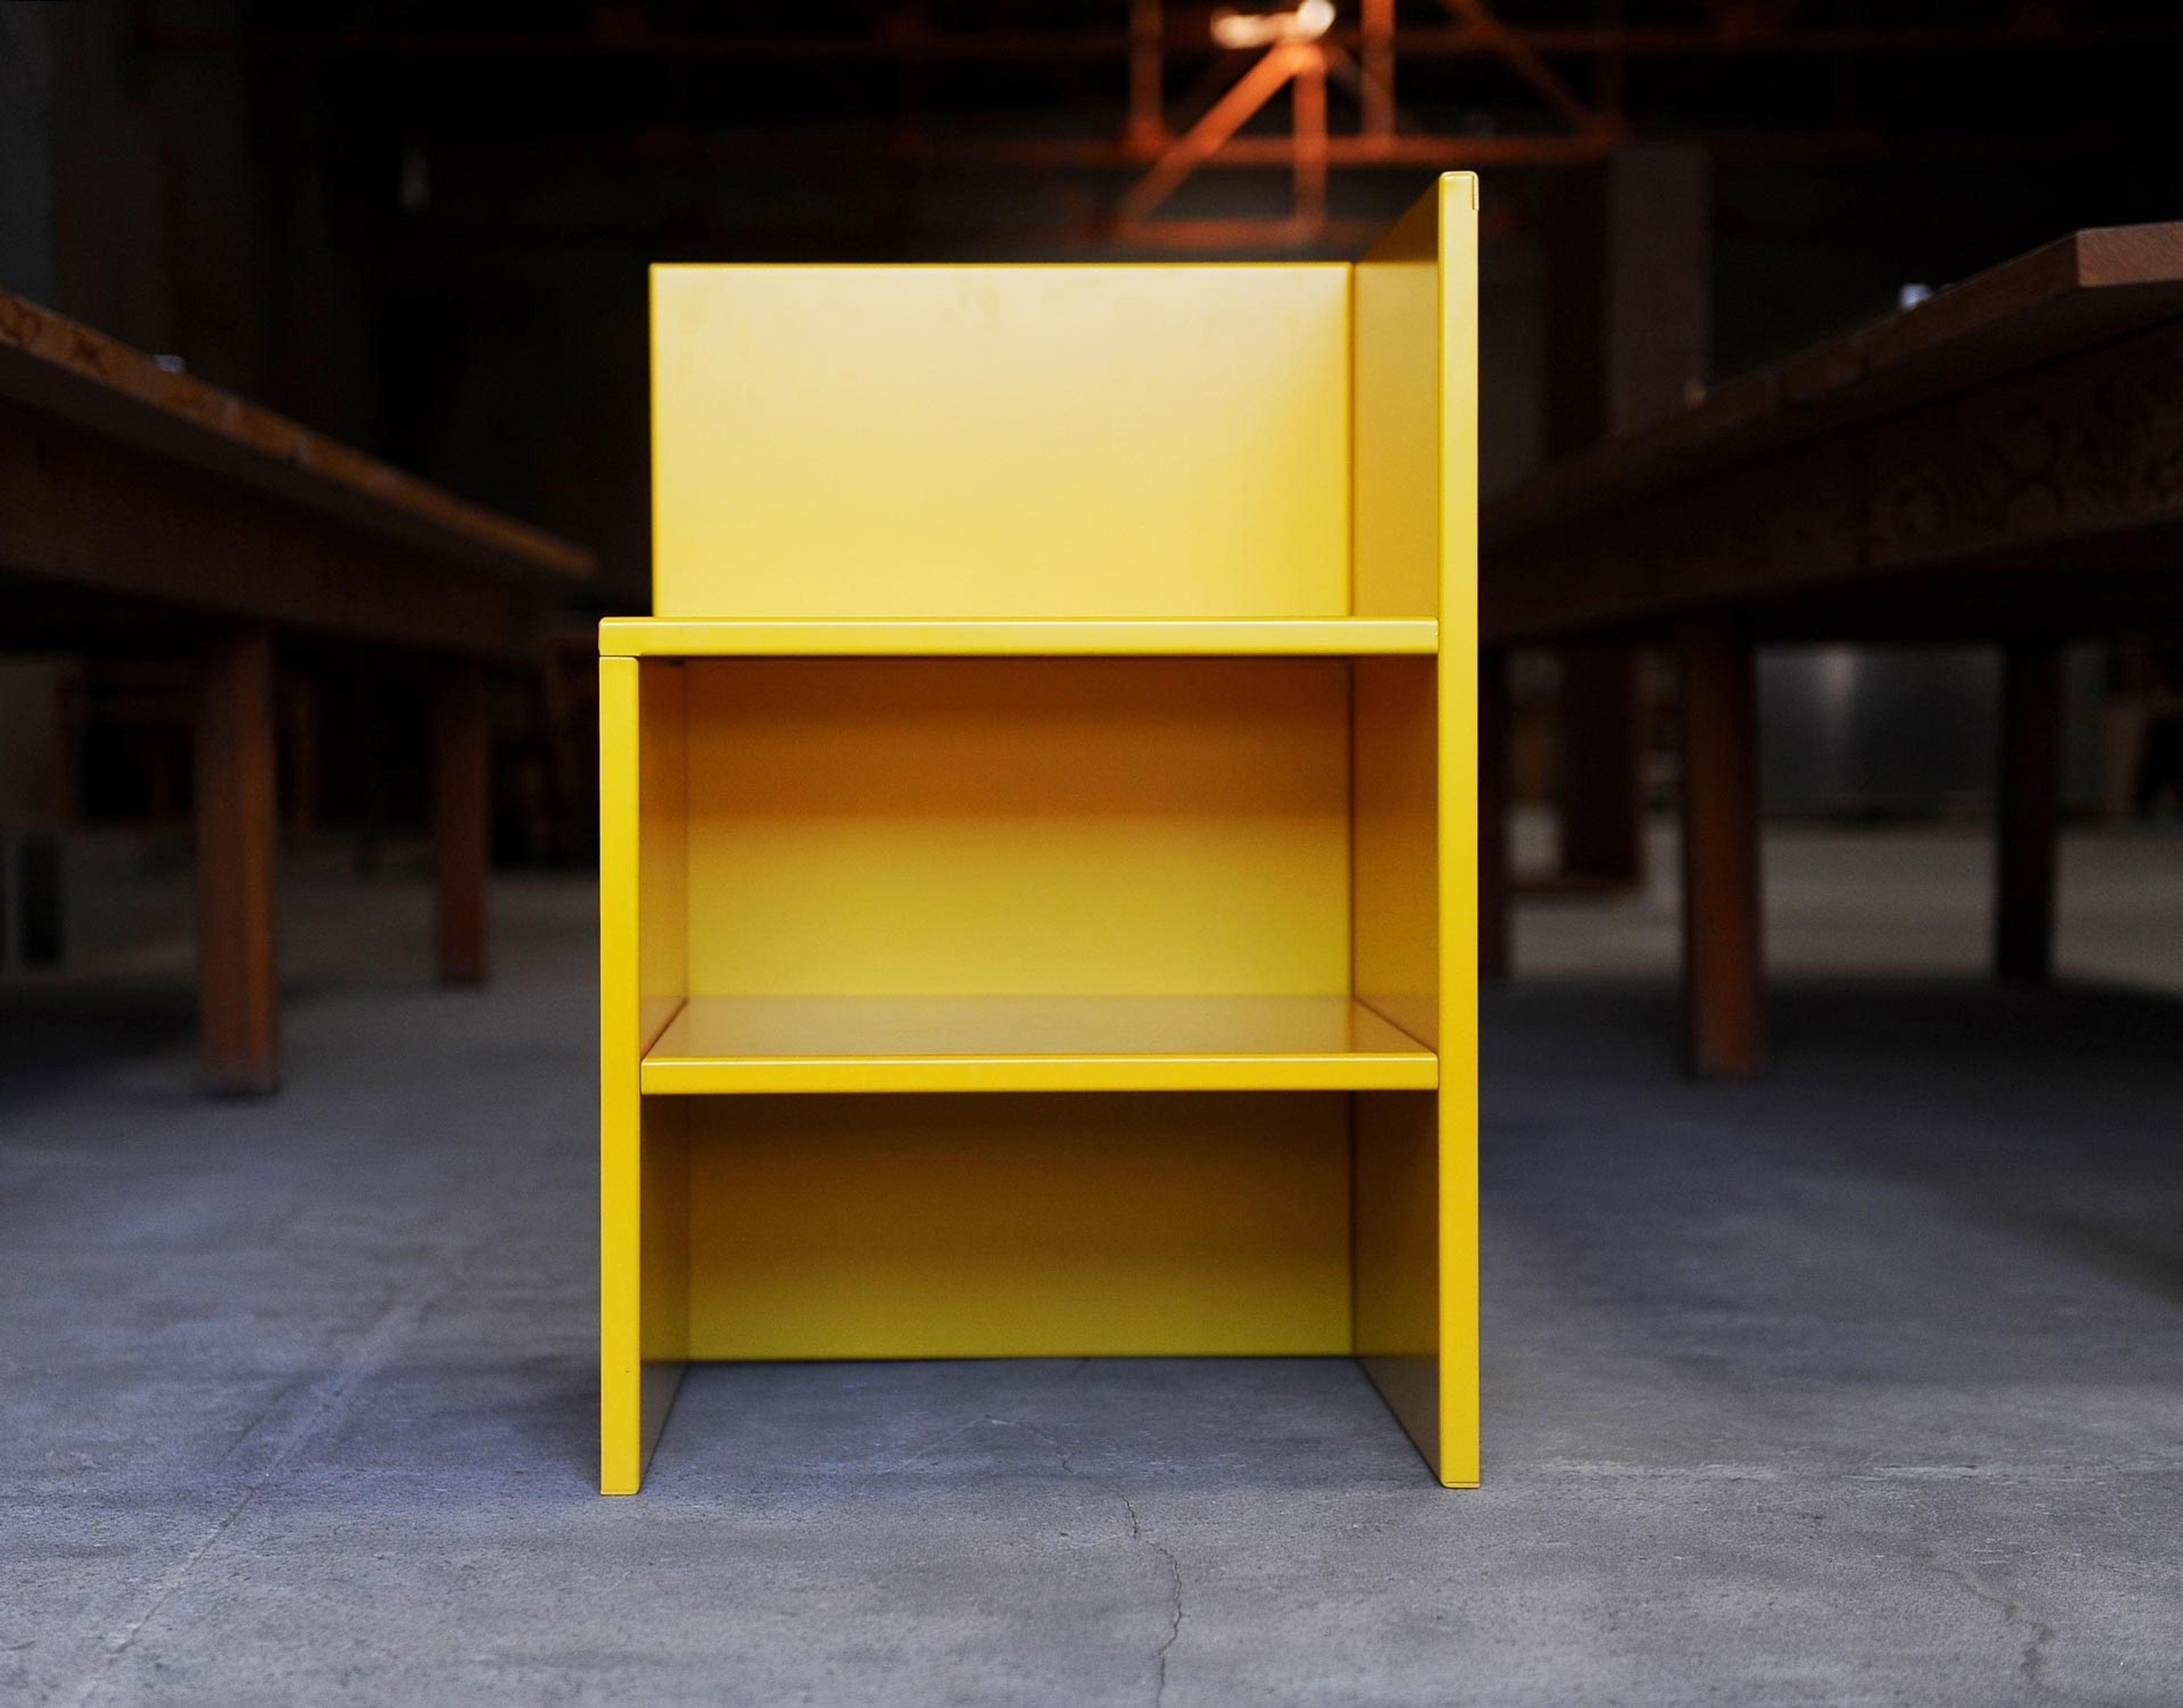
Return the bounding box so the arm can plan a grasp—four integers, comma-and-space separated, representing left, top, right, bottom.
196, 628, 280, 1095
433, 661, 491, 986
1995, 638, 2063, 986
281, 673, 320, 848
1557, 641, 1647, 888
1480, 646, 1512, 981
1677, 615, 1763, 1079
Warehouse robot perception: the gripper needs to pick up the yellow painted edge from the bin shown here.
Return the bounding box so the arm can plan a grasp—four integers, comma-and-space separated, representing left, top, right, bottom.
653, 262, 1356, 275
640, 1053, 1438, 1096
1436, 172, 1483, 1489
597, 617, 1439, 658
599, 657, 645, 1494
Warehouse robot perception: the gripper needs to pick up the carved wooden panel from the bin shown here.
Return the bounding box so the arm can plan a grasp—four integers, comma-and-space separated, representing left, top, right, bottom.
1867, 320, 2183, 571
1486, 318, 2183, 643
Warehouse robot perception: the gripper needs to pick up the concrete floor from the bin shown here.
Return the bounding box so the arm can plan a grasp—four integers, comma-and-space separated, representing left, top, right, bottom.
3, 828, 2181, 1705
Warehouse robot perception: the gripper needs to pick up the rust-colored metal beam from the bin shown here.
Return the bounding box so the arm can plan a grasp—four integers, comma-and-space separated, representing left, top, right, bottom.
1358, 0, 1396, 139
1115, 40, 1312, 229
1438, 0, 1603, 134
1127, 0, 1166, 149
633, 128, 1615, 172
1292, 47, 1329, 231
136, 22, 2183, 61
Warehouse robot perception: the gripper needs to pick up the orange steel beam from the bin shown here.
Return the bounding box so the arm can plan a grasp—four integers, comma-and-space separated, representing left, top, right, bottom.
1128, 0, 1166, 149
1359, 0, 1396, 138
139, 23, 2182, 60
1115, 40, 1311, 229
626, 130, 1615, 171
1292, 47, 1329, 230
1439, 0, 1604, 134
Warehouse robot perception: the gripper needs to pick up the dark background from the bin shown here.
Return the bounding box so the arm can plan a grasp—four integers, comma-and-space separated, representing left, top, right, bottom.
9, 1, 2183, 613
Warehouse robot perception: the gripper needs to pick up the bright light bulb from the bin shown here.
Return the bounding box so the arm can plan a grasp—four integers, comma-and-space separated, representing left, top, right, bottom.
1210, 1, 1337, 49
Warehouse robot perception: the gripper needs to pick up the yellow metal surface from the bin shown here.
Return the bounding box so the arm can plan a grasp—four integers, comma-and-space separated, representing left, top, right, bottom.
651, 264, 1352, 620
641, 994, 1435, 1094
1434, 176, 1483, 1489
1354, 1089, 1442, 1473
1351, 656, 1439, 1052
682, 657, 1351, 999
1350, 173, 1480, 1487
636, 1097, 689, 1473
1352, 187, 1447, 621
597, 658, 645, 1494
598, 617, 1437, 658
598, 658, 690, 1494
684, 1093, 1352, 1359
607, 176, 1481, 1491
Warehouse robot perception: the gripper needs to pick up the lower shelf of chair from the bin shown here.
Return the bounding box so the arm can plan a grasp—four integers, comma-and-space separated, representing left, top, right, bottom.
638, 996, 1438, 1094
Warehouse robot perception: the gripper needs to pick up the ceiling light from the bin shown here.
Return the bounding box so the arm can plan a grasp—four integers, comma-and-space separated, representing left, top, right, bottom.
1210, 2, 1336, 51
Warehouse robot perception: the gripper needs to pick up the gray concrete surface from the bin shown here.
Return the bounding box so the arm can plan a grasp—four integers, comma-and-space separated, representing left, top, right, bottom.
3, 831, 2182, 1705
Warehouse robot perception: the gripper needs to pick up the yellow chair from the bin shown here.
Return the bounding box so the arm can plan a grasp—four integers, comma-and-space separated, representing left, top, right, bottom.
600, 173, 1478, 1492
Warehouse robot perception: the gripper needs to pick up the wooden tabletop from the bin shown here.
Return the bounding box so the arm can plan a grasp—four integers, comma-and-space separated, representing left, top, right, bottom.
0, 287, 592, 583
1482, 221, 2183, 644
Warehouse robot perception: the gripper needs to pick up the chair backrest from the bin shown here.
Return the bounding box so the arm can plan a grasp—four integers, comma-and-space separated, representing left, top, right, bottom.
650, 264, 1354, 620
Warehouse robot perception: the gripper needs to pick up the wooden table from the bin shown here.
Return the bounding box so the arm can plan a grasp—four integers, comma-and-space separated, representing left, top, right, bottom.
0, 289, 592, 1093
1481, 221, 2183, 1077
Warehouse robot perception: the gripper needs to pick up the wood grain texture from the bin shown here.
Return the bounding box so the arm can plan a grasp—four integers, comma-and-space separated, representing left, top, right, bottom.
1487, 437, 1859, 641
1677, 616, 1763, 1080
1866, 318, 2183, 573
1537, 151, 1703, 889
432, 662, 491, 986
0, 286, 579, 1103
195, 628, 280, 1095
0, 288, 590, 581
0, 401, 520, 655
1485, 313, 2183, 644
1484, 219, 2183, 624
